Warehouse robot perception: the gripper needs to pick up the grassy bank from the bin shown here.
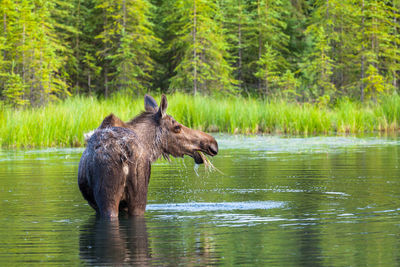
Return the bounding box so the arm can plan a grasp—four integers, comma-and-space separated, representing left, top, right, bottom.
1, 93, 400, 148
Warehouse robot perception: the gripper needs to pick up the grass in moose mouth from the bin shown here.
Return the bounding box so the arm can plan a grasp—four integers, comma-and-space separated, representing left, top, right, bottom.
197, 151, 224, 175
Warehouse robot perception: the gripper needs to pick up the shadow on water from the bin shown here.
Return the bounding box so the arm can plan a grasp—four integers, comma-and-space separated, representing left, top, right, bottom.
79, 216, 151, 266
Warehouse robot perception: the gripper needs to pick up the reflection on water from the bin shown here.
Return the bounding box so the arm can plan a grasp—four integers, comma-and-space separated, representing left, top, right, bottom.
80, 217, 150, 266
1, 135, 400, 265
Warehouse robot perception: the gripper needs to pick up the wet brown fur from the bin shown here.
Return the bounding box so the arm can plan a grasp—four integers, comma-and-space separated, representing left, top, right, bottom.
78, 95, 218, 219
99, 113, 128, 129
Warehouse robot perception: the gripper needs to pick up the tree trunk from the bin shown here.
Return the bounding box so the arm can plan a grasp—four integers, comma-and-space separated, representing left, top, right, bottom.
257, 0, 262, 94
39, 39, 44, 105
193, 0, 197, 95
105, 66, 108, 98
75, 0, 81, 94
3, 12, 6, 60
104, 10, 109, 98
361, 0, 365, 102
123, 0, 126, 28
22, 22, 26, 82
238, 0, 242, 91
2, 11, 6, 91
122, 0, 128, 90
88, 74, 91, 95
393, 4, 398, 91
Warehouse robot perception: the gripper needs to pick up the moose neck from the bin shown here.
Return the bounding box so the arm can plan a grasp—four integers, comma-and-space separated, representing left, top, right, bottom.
127, 112, 165, 163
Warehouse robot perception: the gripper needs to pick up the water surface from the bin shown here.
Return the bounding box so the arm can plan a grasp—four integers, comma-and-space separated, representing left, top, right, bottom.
1, 135, 400, 265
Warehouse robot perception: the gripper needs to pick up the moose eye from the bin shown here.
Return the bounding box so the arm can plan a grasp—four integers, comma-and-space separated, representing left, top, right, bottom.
174, 125, 181, 133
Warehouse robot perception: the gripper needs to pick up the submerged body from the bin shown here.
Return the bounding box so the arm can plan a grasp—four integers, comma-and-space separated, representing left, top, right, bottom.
78, 95, 218, 219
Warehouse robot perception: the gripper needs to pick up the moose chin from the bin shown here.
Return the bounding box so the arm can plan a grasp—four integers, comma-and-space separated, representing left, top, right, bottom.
78, 94, 218, 219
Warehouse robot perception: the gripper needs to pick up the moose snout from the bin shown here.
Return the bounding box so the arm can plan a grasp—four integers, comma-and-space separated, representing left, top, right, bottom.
198, 136, 218, 156
209, 142, 218, 156
192, 130, 219, 156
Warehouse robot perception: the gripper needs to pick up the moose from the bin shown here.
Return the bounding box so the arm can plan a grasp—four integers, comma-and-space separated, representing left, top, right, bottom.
78, 95, 218, 219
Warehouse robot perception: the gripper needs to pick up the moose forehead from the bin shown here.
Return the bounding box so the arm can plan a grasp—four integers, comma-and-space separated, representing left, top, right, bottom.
162, 115, 179, 125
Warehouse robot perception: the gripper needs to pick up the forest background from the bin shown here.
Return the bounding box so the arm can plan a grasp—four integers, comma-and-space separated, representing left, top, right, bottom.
1, 0, 400, 147
2, 0, 400, 106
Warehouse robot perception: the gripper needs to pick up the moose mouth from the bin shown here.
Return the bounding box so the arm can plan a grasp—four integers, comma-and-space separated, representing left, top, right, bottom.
192, 147, 218, 164
193, 151, 204, 164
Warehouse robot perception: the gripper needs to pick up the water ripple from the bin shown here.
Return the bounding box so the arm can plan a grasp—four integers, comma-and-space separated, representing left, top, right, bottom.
147, 201, 285, 212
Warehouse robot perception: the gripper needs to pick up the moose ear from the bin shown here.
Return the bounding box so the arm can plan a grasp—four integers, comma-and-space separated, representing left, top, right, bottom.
157, 94, 168, 118
144, 94, 158, 112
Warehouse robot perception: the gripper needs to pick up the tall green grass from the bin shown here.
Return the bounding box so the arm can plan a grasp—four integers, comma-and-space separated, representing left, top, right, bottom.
1, 93, 400, 148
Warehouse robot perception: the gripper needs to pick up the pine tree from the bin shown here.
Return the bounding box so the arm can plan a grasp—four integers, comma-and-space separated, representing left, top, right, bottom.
0, 0, 12, 97
358, 0, 400, 100
0, 0, 26, 105
324, 0, 360, 96
28, 0, 70, 105
96, 0, 159, 96
165, 0, 236, 95
82, 52, 101, 95
150, 0, 174, 92
2, 66, 28, 107
77, 0, 103, 95
51, 0, 80, 93
219, 0, 250, 92
246, 0, 290, 96
300, 0, 356, 100
0, 3, 27, 107
301, 26, 335, 99
0, 0, 69, 106
254, 43, 281, 95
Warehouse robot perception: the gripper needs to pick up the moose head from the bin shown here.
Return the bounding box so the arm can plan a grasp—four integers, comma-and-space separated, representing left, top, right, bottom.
138, 94, 218, 164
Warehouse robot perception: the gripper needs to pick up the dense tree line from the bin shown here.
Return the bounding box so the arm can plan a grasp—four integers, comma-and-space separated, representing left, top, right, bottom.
1, 0, 400, 106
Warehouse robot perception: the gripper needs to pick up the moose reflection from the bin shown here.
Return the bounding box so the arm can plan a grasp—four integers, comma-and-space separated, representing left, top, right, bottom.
78, 94, 218, 219
79, 217, 151, 265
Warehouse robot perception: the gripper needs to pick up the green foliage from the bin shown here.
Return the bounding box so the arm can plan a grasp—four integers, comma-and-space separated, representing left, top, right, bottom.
278, 70, 300, 99
301, 26, 336, 98
164, 0, 236, 95
0, 0, 70, 106
218, 0, 249, 91
82, 52, 101, 94
364, 65, 389, 98
96, 0, 159, 96
255, 44, 281, 95
249, 0, 290, 95
2, 71, 28, 107
1, 0, 400, 105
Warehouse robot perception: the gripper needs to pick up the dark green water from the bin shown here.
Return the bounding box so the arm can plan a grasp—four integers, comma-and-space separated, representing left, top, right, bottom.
1, 135, 400, 266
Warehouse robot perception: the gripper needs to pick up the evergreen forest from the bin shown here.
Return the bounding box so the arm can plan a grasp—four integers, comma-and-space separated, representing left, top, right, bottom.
1, 0, 400, 107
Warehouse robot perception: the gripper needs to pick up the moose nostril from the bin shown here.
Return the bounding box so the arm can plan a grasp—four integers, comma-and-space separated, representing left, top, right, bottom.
209, 143, 218, 155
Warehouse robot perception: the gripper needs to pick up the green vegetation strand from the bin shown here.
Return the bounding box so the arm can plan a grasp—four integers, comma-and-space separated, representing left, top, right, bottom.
1, 93, 400, 148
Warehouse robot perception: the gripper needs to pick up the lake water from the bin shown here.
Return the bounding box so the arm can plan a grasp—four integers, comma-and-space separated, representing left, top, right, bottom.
1, 134, 400, 266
